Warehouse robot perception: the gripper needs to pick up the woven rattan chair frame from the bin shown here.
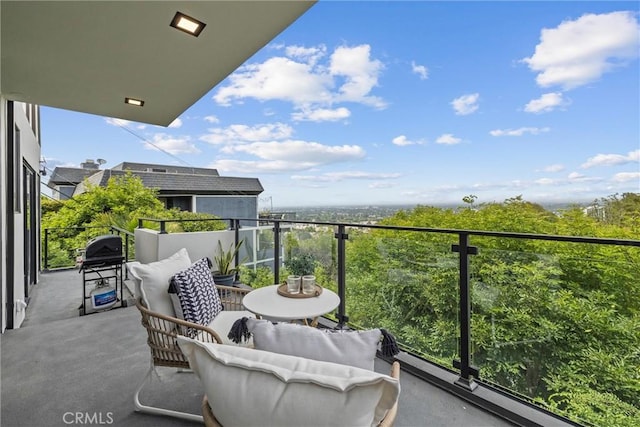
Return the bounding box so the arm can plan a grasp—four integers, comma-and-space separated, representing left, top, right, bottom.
201, 361, 401, 427
134, 284, 252, 423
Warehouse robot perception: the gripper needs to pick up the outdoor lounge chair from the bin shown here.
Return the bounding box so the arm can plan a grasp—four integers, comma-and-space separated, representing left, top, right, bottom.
134, 287, 251, 422
128, 249, 254, 422
200, 362, 400, 427
178, 336, 401, 427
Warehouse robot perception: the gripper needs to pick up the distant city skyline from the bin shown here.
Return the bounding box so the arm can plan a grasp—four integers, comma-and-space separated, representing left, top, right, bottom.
41, 1, 639, 209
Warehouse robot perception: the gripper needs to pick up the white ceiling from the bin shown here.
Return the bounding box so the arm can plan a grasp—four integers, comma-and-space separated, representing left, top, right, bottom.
1, 1, 315, 126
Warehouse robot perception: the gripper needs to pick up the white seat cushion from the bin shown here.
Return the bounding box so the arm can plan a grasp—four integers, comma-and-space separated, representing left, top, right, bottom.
208, 311, 255, 346
177, 337, 400, 427
127, 248, 191, 318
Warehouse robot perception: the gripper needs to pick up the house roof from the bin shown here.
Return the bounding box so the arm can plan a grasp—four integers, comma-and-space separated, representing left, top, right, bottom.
75, 169, 263, 196
1, 1, 315, 126
48, 167, 99, 186
112, 162, 219, 176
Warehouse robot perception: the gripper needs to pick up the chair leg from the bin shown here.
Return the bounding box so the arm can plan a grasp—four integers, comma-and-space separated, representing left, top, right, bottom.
133, 365, 204, 423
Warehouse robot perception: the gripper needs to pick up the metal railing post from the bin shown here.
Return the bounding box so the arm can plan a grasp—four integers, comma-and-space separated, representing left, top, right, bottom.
335, 225, 349, 328
159, 220, 167, 234
234, 219, 241, 282
273, 221, 281, 284
452, 232, 479, 390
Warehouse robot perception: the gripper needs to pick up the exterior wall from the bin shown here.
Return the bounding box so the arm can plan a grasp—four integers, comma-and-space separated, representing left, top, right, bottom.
195, 195, 258, 225
1, 97, 6, 332
134, 228, 235, 270
1, 100, 41, 331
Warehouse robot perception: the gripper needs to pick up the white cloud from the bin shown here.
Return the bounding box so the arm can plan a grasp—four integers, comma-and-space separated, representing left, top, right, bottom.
392, 135, 425, 146
168, 118, 182, 128
451, 93, 479, 115
581, 149, 640, 168
490, 127, 550, 137
204, 115, 219, 123
225, 140, 366, 164
543, 164, 565, 173
214, 44, 385, 111
105, 117, 131, 127
568, 171, 585, 180
411, 61, 429, 80
369, 182, 395, 189
200, 123, 293, 145
523, 11, 640, 90
104, 117, 146, 129
567, 172, 601, 183
292, 171, 401, 182
208, 140, 366, 174
285, 44, 327, 66
524, 92, 567, 113
436, 134, 462, 145
611, 172, 640, 182
214, 56, 332, 106
330, 45, 385, 108
209, 159, 311, 173
292, 107, 351, 122
535, 178, 555, 185
144, 134, 199, 155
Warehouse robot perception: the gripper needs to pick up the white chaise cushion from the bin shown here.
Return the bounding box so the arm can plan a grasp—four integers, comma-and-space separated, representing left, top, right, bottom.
127, 248, 191, 317
247, 318, 382, 370
177, 336, 400, 427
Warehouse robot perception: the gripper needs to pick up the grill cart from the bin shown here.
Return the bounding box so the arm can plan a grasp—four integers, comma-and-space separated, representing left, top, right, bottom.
79, 235, 124, 315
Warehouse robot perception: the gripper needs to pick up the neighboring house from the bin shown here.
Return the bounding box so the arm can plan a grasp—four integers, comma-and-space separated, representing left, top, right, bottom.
50, 161, 264, 221
47, 159, 102, 200
0, 1, 315, 332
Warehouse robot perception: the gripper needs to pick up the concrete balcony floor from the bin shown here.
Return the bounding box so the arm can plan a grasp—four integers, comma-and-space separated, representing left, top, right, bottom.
1, 269, 515, 427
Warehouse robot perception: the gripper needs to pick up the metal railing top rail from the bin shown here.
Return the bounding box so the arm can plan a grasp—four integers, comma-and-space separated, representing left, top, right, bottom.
138, 216, 640, 247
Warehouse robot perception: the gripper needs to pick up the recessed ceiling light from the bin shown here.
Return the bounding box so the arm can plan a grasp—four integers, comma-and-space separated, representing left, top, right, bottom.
124, 97, 144, 107
170, 11, 206, 37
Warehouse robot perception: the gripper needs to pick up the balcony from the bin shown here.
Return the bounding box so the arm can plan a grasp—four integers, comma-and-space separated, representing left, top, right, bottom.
2, 268, 512, 427
7, 216, 638, 426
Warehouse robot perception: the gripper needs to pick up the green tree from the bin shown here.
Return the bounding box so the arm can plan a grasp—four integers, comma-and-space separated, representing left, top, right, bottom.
341, 195, 639, 427
41, 173, 225, 266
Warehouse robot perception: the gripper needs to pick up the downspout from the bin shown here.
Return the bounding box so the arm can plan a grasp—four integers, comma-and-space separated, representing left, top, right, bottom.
5, 101, 15, 329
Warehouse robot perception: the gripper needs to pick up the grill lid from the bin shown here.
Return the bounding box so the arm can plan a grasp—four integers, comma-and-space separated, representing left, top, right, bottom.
83, 235, 123, 265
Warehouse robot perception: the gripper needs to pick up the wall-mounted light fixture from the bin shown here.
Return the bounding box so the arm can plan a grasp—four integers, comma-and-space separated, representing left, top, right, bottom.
124, 97, 144, 107
170, 11, 206, 37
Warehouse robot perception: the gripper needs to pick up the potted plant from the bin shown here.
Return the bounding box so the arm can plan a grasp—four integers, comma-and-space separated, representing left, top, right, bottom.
212, 239, 247, 286
284, 253, 315, 277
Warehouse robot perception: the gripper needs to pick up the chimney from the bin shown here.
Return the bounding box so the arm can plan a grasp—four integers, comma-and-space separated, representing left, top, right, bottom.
81, 159, 99, 170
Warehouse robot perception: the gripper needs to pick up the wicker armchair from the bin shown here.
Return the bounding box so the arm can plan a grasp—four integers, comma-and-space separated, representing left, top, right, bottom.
134, 284, 252, 423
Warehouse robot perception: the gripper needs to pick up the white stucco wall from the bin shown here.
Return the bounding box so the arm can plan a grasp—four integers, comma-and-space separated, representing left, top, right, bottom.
134, 228, 235, 271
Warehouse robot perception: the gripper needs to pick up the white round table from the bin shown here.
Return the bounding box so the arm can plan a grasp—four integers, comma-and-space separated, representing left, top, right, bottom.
242, 285, 340, 324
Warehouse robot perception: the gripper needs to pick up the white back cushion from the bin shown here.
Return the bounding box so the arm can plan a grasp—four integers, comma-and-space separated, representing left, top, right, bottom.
248, 318, 381, 371
177, 336, 400, 427
127, 248, 191, 317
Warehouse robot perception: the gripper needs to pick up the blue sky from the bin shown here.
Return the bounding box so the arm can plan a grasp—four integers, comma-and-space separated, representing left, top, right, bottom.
41, 1, 639, 209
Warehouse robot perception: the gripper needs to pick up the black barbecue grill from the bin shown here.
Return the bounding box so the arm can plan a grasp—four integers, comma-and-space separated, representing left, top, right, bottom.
80, 235, 124, 315
82, 235, 124, 267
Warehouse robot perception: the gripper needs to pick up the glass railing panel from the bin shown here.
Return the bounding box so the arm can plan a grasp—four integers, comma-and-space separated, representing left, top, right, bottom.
470, 237, 640, 426
344, 227, 460, 369
43, 225, 119, 269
